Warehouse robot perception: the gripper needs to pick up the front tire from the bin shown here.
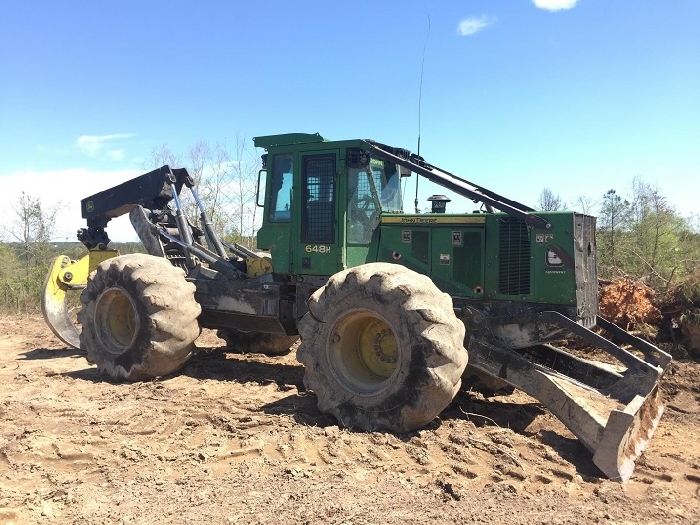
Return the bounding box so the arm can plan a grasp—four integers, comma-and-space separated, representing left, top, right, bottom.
78, 254, 201, 381
297, 263, 468, 432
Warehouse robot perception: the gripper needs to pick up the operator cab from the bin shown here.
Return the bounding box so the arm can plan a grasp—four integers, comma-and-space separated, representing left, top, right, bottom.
255, 134, 409, 277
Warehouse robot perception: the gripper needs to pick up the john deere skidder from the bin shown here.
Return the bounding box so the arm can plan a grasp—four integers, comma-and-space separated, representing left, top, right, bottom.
42, 133, 671, 480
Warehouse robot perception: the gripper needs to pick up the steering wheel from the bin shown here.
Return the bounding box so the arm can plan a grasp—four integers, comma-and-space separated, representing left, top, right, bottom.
358, 195, 374, 211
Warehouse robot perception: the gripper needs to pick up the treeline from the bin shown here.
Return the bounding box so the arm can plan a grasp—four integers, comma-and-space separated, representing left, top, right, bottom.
0, 241, 144, 314
541, 178, 700, 290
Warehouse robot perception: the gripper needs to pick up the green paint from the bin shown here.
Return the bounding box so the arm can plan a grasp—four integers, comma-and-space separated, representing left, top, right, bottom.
255, 134, 593, 309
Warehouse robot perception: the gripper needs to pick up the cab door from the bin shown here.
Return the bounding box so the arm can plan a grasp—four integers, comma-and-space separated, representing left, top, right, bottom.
256, 152, 295, 273
294, 151, 342, 276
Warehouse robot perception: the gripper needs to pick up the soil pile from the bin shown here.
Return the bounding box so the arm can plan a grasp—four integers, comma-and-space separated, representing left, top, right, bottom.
599, 278, 661, 330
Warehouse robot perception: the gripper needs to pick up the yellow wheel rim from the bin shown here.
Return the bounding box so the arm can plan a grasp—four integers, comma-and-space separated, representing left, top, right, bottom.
328, 310, 399, 394
94, 287, 139, 355
357, 317, 398, 378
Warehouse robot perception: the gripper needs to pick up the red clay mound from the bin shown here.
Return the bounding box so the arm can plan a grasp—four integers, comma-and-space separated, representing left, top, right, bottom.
599, 278, 661, 330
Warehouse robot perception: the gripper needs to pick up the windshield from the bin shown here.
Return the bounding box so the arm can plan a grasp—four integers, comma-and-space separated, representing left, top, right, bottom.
347, 159, 402, 244
349, 160, 402, 210
375, 159, 402, 211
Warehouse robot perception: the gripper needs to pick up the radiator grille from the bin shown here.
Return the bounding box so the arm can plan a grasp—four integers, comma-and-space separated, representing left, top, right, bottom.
498, 218, 531, 295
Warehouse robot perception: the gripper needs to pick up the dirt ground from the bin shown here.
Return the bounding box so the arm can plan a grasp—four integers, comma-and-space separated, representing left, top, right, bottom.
1, 316, 698, 525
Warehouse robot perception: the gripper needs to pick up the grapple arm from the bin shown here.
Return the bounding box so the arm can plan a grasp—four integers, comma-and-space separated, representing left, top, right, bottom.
41, 250, 119, 348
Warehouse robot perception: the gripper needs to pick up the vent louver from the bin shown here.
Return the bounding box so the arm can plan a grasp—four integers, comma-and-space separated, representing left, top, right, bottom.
498, 218, 531, 295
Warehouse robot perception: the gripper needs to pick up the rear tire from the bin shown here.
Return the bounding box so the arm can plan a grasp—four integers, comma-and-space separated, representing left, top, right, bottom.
297, 263, 468, 432
217, 329, 298, 356
78, 254, 201, 381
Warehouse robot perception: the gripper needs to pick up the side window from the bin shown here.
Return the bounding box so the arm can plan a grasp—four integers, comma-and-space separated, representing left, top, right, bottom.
302, 155, 335, 243
269, 154, 293, 222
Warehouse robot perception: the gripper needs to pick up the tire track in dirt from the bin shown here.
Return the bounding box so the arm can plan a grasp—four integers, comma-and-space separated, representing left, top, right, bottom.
0, 317, 698, 524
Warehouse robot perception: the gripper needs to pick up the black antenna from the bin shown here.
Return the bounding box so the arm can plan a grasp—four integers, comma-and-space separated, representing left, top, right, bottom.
414, 14, 430, 214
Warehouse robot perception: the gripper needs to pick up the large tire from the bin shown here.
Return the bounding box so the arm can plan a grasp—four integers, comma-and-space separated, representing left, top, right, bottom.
297, 263, 468, 432
217, 329, 298, 356
78, 254, 201, 381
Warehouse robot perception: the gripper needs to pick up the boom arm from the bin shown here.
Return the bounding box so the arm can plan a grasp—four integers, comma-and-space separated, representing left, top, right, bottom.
78, 165, 192, 248
366, 141, 551, 230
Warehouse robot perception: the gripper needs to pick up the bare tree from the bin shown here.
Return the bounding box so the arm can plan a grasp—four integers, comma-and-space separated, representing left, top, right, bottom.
0, 193, 60, 312
148, 143, 181, 169
573, 195, 598, 215
146, 137, 262, 248
184, 140, 216, 225
538, 188, 563, 211
203, 141, 235, 236
0, 193, 59, 278
226, 134, 260, 246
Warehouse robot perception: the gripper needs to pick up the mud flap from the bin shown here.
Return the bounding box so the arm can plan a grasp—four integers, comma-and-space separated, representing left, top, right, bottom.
41, 250, 119, 349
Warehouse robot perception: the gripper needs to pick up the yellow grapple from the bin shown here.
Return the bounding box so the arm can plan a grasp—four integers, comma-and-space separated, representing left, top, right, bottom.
41, 250, 119, 348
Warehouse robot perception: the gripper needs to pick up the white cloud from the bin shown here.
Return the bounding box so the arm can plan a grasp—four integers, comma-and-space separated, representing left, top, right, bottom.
0, 167, 142, 242
106, 149, 125, 161
533, 0, 579, 11
457, 15, 496, 37
76, 133, 134, 157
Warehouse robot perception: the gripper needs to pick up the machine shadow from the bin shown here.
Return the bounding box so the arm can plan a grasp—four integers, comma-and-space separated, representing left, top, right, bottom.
55, 344, 305, 385
263, 384, 606, 479
20, 347, 84, 360
186, 346, 338, 427
537, 430, 603, 479
443, 391, 547, 435
182, 346, 307, 390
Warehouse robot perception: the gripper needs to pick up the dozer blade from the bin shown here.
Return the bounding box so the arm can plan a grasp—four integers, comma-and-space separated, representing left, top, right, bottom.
468, 313, 671, 481
41, 250, 119, 349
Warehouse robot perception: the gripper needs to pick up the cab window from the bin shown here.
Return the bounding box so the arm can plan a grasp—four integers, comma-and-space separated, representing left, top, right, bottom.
269, 154, 293, 222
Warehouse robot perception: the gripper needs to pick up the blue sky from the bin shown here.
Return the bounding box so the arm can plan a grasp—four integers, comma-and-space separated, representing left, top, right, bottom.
1, 0, 698, 241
